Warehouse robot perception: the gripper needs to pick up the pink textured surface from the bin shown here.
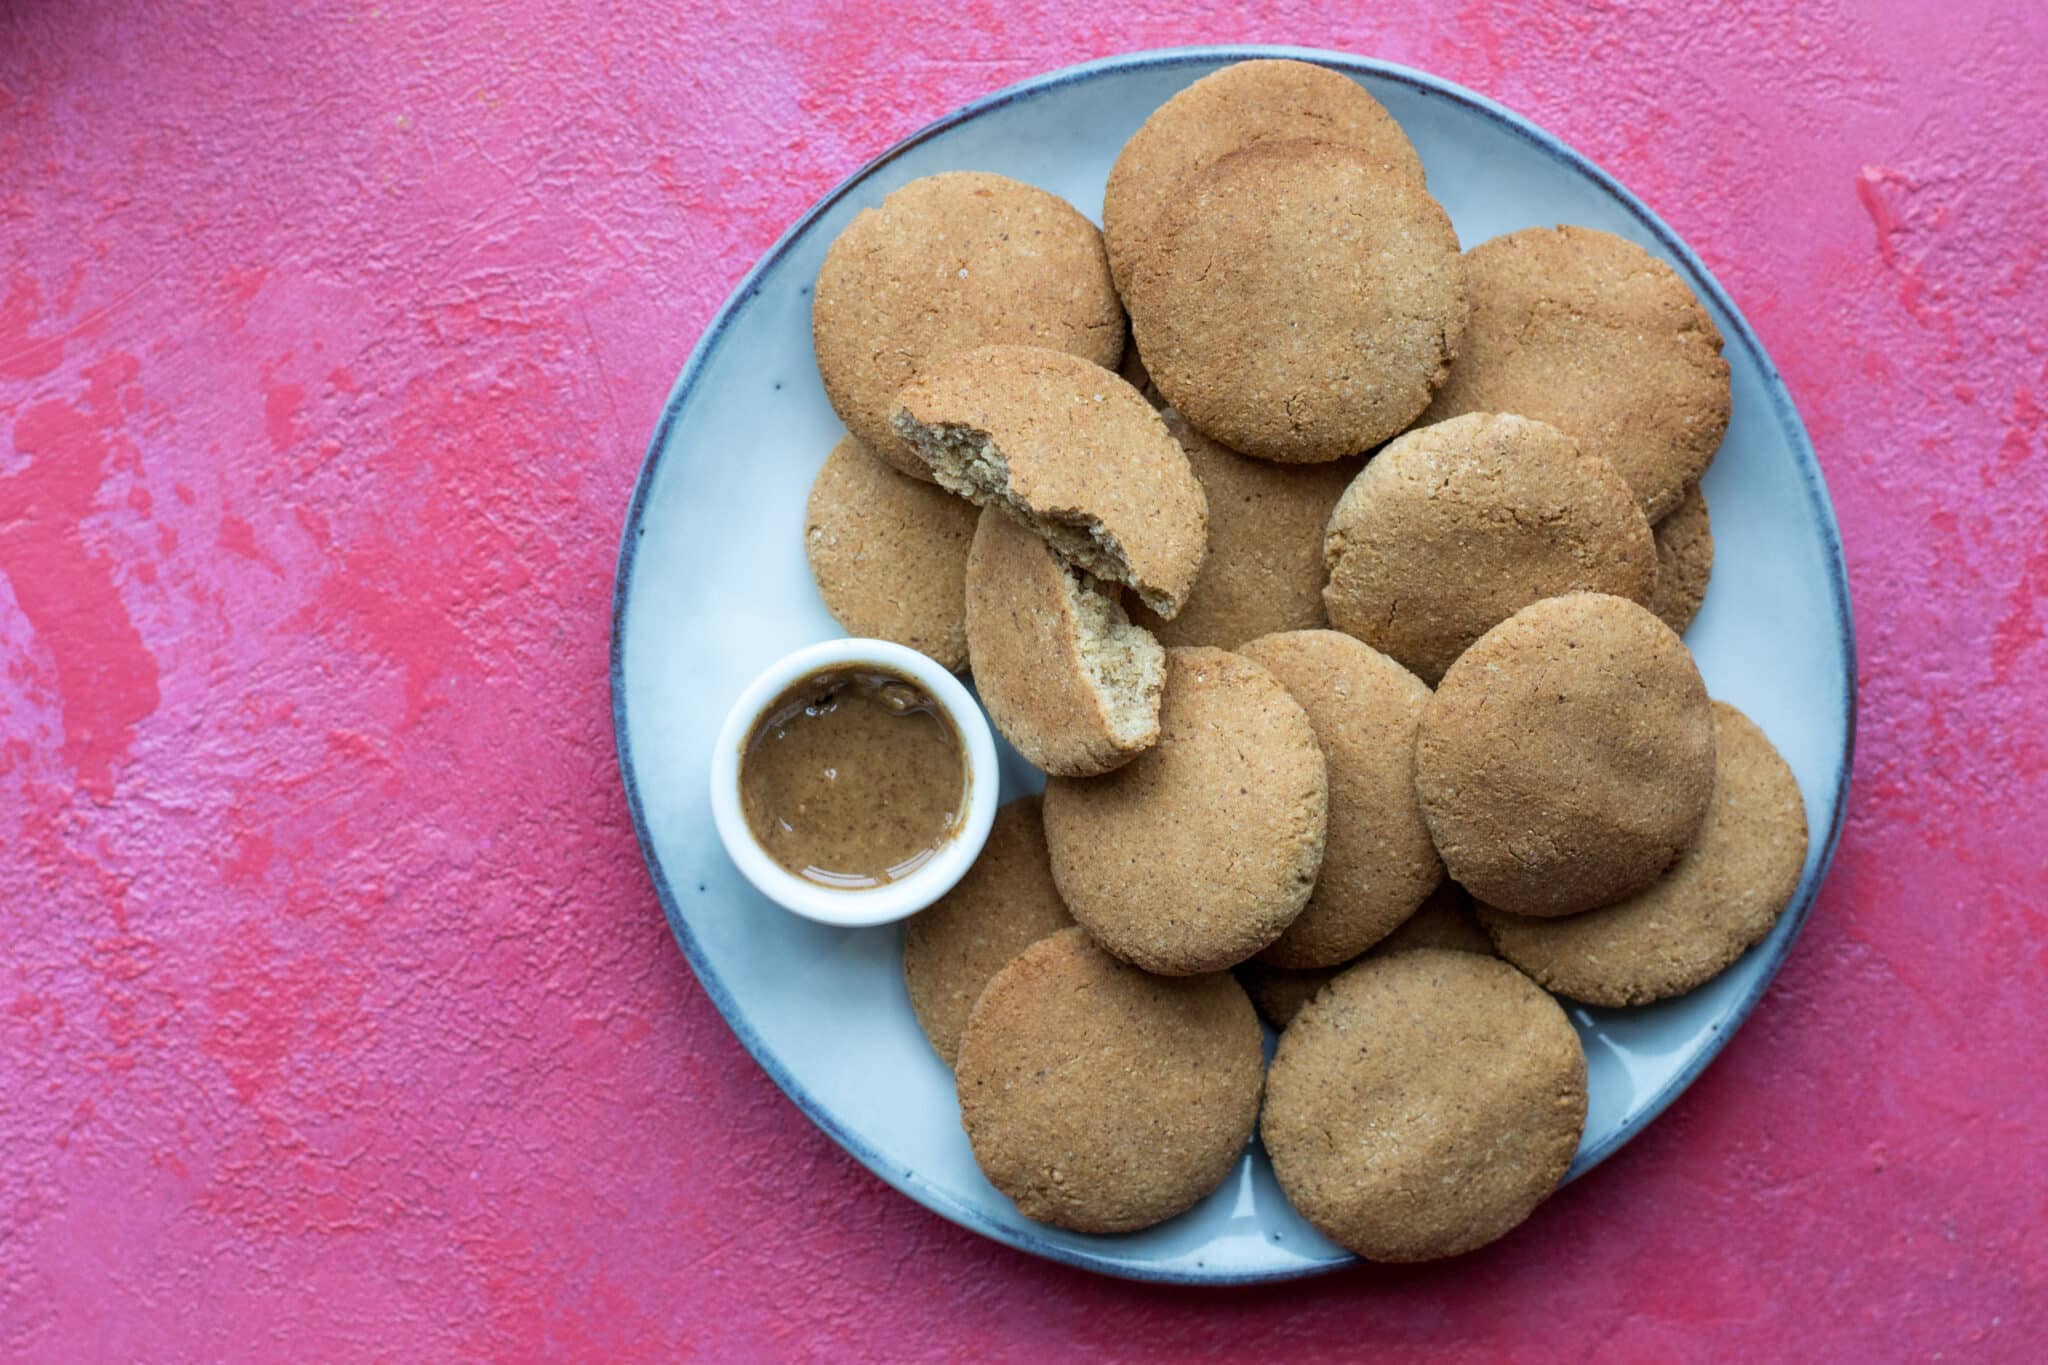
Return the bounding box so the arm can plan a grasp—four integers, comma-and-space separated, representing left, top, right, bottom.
2, 2, 2043, 1358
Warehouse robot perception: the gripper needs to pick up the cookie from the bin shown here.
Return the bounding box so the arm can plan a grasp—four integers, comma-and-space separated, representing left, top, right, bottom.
955, 927, 1264, 1233
964, 507, 1164, 777
1479, 701, 1807, 1006
1650, 483, 1714, 634
1236, 630, 1443, 967
1102, 58, 1424, 296
1126, 139, 1465, 462
1262, 949, 1587, 1262
1116, 324, 1161, 405
1415, 592, 1716, 917
813, 172, 1123, 477
1132, 412, 1361, 648
1322, 413, 1656, 683
1421, 225, 1731, 520
804, 434, 979, 669
1237, 882, 1489, 1029
903, 796, 1076, 1065
893, 345, 1208, 619
1043, 647, 1327, 974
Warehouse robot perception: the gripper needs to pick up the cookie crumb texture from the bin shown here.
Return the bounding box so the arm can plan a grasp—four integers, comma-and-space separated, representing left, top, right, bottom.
812, 172, 1123, 477
954, 929, 1264, 1234
1480, 700, 1808, 1006
1262, 951, 1587, 1262
1416, 592, 1715, 917
1422, 225, 1731, 521
1127, 138, 1467, 462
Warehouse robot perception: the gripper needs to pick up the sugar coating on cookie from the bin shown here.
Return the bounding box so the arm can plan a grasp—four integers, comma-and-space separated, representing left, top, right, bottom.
893, 345, 1209, 619
804, 434, 979, 670
1322, 412, 1656, 684
1479, 701, 1808, 1006
1127, 139, 1466, 462
1237, 881, 1489, 1029
1421, 225, 1731, 520
812, 172, 1124, 477
955, 927, 1264, 1234
1236, 630, 1443, 967
1416, 592, 1716, 918
1132, 411, 1361, 649
1650, 483, 1714, 634
1262, 950, 1587, 1262
964, 508, 1164, 777
1102, 58, 1424, 295
903, 796, 1075, 1066
1043, 647, 1327, 974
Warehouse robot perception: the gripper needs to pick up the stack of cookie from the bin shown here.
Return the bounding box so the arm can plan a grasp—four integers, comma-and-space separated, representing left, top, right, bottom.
803, 59, 1809, 1263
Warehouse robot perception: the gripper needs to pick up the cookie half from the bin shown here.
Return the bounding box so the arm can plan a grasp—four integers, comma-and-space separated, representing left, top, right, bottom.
1043, 647, 1327, 974
964, 508, 1164, 777
812, 172, 1123, 477
904, 795, 1075, 1065
1322, 413, 1655, 683
956, 927, 1264, 1234
1421, 225, 1731, 520
1415, 592, 1716, 917
804, 434, 978, 669
1479, 701, 1807, 1006
893, 345, 1208, 619
1262, 950, 1587, 1262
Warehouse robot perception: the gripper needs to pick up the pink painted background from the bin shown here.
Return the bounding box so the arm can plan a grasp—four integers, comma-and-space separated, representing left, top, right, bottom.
3, 1, 2043, 1359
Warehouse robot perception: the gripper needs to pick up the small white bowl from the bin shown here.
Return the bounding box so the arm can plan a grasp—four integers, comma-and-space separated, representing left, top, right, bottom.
708, 638, 998, 927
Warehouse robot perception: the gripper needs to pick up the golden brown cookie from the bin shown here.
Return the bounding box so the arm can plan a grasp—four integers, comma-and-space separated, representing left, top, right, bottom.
804, 434, 979, 670
1479, 701, 1807, 1006
1102, 58, 1424, 295
1415, 592, 1715, 918
1322, 413, 1656, 683
964, 508, 1164, 777
813, 172, 1124, 477
903, 796, 1075, 1065
893, 345, 1208, 619
1126, 139, 1466, 463
955, 927, 1264, 1233
1421, 225, 1731, 520
1262, 949, 1587, 1262
1235, 630, 1443, 967
1650, 483, 1714, 634
1236, 881, 1489, 1029
1132, 412, 1361, 648
1042, 647, 1327, 974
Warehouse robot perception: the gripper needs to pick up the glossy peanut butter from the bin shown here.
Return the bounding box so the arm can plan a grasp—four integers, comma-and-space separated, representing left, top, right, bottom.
739, 667, 967, 889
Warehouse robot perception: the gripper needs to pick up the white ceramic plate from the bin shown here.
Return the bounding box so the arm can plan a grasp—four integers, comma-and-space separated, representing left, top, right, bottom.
611, 46, 1855, 1283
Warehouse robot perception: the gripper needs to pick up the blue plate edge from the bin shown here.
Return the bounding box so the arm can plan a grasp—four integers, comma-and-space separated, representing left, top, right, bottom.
606, 43, 1859, 1287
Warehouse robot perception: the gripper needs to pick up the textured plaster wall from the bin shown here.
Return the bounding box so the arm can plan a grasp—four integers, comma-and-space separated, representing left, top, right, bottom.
1, 1, 2043, 1359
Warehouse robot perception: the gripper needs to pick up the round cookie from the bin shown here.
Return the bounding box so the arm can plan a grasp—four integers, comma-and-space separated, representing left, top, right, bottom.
1416, 592, 1715, 918
1322, 413, 1656, 683
893, 345, 1208, 619
1102, 58, 1424, 294
1126, 139, 1466, 463
812, 172, 1123, 477
903, 795, 1076, 1066
964, 508, 1164, 777
955, 927, 1264, 1233
1650, 483, 1714, 634
1237, 881, 1489, 1029
1421, 225, 1731, 520
1262, 949, 1587, 1262
804, 434, 979, 670
1236, 631, 1443, 967
1043, 646, 1328, 974
1132, 412, 1362, 648
1480, 701, 1808, 1006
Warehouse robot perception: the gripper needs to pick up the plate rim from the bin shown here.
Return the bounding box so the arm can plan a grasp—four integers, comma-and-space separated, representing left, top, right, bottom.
608, 42, 1859, 1285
